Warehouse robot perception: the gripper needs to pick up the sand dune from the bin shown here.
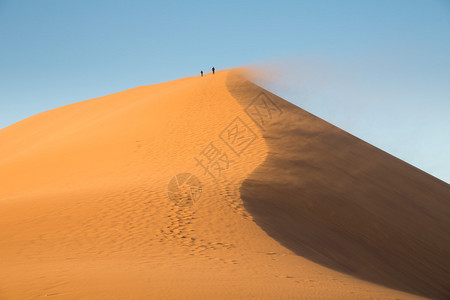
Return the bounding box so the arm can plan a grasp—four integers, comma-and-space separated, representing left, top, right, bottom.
0, 69, 447, 299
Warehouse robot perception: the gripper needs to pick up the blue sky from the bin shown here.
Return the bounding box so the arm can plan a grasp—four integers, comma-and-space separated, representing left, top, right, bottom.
0, 0, 449, 182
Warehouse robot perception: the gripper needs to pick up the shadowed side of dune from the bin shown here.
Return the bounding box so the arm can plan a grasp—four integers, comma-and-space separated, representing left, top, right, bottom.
226, 70, 450, 299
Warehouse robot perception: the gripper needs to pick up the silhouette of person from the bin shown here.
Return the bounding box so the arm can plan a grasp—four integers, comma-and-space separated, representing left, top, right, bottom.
201, 70, 203, 77
212, 67, 215, 74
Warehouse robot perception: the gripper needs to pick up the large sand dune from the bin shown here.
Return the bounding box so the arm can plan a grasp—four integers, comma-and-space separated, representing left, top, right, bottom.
0, 69, 448, 299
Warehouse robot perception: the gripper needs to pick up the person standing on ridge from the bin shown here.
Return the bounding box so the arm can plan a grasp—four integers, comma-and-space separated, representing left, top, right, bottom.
212, 67, 215, 74
200, 70, 203, 77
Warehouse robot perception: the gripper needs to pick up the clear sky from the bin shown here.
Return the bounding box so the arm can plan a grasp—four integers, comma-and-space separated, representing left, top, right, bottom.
0, 0, 449, 183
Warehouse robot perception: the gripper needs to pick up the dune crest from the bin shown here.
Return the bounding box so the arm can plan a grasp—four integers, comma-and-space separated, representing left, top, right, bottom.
0, 70, 442, 299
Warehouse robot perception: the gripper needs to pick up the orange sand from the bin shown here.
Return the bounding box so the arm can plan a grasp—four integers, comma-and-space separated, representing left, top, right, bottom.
0, 69, 448, 299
